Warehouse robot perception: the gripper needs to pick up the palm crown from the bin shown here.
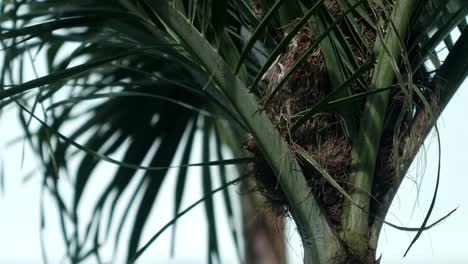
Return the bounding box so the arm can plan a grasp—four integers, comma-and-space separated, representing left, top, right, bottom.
0, 0, 467, 263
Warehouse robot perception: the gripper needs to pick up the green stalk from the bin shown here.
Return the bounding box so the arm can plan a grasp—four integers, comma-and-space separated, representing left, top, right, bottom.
148, 1, 345, 263
340, 0, 417, 256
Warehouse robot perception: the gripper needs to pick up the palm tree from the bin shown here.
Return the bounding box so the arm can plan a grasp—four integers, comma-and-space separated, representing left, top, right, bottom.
1, 0, 467, 263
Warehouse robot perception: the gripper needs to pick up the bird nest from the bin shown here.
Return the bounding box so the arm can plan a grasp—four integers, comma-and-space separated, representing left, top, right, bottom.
250, 26, 354, 223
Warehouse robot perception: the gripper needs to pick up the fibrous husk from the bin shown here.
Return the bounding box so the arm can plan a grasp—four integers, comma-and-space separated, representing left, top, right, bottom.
372, 87, 439, 216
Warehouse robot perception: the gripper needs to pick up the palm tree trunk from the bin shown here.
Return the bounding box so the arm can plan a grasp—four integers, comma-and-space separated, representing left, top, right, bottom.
242, 179, 286, 264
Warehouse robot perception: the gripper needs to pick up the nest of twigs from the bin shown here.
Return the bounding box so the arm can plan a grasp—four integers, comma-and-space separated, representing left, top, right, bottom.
248, 25, 354, 223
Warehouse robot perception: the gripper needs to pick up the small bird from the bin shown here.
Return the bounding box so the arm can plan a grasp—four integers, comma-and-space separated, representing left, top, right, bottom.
242, 138, 258, 154
261, 55, 293, 97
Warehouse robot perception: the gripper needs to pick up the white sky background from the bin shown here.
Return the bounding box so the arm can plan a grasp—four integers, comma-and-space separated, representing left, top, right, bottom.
0, 28, 467, 264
